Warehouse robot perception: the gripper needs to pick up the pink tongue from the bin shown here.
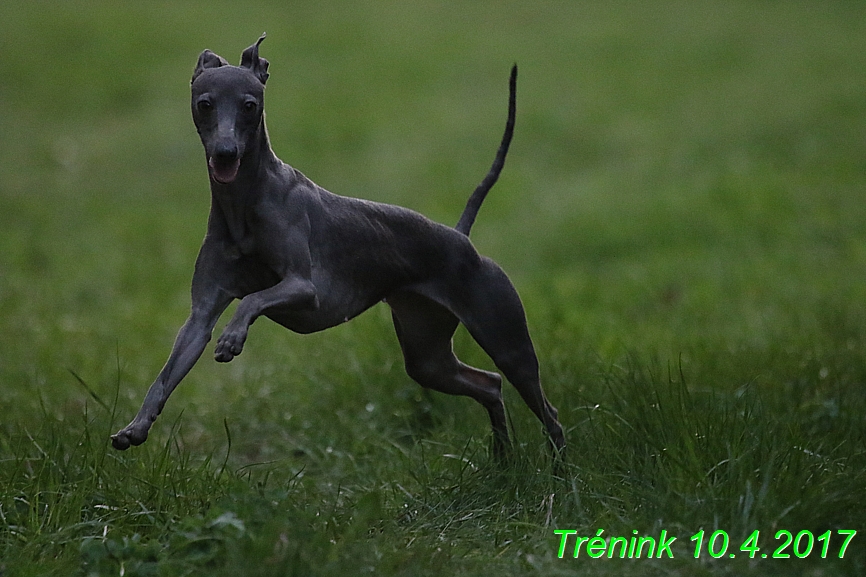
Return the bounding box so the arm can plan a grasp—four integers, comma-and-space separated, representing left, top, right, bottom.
209, 158, 240, 184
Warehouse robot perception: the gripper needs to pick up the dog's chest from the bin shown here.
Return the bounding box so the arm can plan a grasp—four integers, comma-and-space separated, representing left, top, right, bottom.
224, 228, 256, 258
224, 209, 255, 252
212, 193, 260, 255
216, 213, 280, 295
222, 243, 280, 296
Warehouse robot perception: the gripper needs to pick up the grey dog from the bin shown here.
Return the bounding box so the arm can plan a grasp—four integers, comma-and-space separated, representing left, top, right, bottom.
111, 36, 565, 458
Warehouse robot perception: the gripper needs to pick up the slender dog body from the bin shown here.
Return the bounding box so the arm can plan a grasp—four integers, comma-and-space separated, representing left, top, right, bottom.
111, 36, 564, 457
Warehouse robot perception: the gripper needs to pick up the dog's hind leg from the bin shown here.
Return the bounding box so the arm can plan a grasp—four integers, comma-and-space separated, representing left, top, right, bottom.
450, 258, 565, 456
387, 291, 510, 455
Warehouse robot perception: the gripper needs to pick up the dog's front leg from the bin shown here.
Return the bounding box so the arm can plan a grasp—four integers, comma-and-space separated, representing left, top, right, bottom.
111, 293, 231, 450
214, 276, 318, 362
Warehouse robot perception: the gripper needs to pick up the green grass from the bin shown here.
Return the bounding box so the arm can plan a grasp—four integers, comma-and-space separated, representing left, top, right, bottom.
2, 1, 866, 575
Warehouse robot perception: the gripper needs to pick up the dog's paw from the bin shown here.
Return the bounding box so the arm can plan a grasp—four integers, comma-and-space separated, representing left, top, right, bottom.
214, 348, 235, 362
111, 432, 132, 450
214, 330, 246, 362
110, 424, 149, 451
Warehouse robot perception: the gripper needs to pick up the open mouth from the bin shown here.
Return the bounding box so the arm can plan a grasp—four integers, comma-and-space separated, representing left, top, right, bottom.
208, 157, 241, 184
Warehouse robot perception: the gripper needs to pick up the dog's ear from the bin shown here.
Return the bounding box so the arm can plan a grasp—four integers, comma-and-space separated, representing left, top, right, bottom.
192, 50, 229, 83
240, 33, 269, 85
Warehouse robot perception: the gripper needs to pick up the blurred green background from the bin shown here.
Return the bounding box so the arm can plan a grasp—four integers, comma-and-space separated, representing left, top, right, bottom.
1, 1, 865, 574
2, 2, 865, 376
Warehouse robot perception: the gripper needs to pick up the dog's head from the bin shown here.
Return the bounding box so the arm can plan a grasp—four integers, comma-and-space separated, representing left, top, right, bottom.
190, 34, 270, 185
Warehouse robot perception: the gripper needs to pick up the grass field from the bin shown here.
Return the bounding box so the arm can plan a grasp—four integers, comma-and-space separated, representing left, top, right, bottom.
2, 1, 865, 575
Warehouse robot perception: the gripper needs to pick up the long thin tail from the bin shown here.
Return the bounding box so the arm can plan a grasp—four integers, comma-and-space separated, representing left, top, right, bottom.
455, 64, 517, 236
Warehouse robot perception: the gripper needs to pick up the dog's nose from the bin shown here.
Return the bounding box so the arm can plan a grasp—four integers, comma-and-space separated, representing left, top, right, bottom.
213, 142, 238, 162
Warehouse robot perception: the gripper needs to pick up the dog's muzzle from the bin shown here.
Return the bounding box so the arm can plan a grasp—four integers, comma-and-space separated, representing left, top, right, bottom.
208, 156, 241, 184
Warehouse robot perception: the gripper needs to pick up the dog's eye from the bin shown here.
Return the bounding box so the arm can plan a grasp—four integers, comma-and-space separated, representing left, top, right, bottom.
244, 100, 257, 113
197, 100, 213, 113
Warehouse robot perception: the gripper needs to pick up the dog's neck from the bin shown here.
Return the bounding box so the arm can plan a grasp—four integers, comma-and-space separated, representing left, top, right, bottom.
208, 118, 280, 250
